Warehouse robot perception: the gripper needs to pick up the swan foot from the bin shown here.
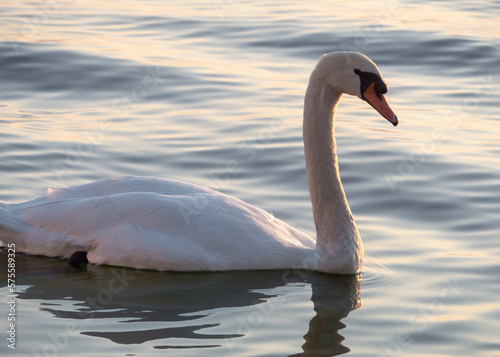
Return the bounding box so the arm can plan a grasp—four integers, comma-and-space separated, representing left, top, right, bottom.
68, 251, 89, 269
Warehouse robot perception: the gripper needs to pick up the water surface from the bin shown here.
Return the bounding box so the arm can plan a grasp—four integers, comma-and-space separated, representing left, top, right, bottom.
1, 1, 499, 356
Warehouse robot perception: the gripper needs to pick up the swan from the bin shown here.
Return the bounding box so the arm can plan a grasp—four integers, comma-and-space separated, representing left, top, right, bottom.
0, 52, 397, 274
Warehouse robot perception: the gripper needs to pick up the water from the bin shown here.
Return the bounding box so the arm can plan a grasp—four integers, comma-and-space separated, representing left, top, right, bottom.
0, 0, 499, 356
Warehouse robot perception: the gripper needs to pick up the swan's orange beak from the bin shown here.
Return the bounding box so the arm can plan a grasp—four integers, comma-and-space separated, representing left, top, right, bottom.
363, 82, 398, 126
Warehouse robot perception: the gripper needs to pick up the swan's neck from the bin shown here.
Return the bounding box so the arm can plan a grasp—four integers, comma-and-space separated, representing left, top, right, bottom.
303, 77, 363, 273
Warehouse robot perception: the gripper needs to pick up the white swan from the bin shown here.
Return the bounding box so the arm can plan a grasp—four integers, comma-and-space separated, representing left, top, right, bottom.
0, 52, 397, 274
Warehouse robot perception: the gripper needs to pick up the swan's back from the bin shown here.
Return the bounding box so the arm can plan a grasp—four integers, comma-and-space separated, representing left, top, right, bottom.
1, 176, 315, 271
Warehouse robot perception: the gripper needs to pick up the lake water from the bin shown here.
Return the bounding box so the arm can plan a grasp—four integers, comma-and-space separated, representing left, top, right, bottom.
1, 0, 499, 356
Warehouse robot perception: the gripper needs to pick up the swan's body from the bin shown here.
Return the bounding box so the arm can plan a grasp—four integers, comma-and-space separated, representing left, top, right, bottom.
0, 176, 316, 271
0, 52, 397, 274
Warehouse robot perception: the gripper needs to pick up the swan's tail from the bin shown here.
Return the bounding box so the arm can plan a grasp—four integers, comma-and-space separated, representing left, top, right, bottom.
0, 201, 15, 246
0, 201, 85, 257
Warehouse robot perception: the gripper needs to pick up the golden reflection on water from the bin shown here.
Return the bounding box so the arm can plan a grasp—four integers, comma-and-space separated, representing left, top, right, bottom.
399, 3, 498, 39
1, 1, 500, 355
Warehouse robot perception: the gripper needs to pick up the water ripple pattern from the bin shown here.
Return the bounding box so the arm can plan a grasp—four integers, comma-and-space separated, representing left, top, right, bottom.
1, 1, 499, 356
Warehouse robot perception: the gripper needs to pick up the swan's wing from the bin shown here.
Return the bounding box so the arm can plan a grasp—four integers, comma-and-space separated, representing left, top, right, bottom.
43, 176, 212, 201
3, 176, 215, 259
12, 181, 315, 271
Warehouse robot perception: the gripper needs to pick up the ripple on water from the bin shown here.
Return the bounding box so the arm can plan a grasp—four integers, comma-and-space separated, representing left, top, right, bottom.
360, 259, 401, 291
1, 1, 500, 356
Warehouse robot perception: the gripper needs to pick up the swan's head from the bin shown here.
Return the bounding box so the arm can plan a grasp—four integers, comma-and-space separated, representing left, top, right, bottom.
314, 51, 398, 126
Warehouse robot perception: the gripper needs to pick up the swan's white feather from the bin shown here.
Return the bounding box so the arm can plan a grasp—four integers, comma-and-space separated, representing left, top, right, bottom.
1, 176, 315, 271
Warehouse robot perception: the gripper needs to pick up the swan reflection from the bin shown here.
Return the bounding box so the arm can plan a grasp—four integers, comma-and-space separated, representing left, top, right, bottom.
1, 250, 361, 355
